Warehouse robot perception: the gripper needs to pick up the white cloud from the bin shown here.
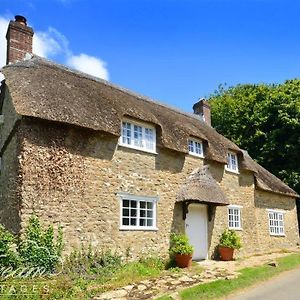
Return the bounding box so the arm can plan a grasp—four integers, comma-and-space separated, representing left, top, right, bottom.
0, 17, 9, 67
67, 54, 109, 80
33, 27, 70, 58
0, 16, 109, 80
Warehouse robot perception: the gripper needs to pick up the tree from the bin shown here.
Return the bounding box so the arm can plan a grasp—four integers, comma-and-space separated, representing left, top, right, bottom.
209, 81, 300, 227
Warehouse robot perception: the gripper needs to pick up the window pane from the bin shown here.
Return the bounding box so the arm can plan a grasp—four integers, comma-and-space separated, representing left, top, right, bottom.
122, 122, 131, 145
122, 218, 129, 226
195, 142, 202, 155
130, 218, 136, 226
188, 140, 194, 152
145, 128, 154, 150
134, 125, 143, 147
139, 219, 146, 226
140, 210, 146, 217
140, 201, 146, 209
123, 200, 129, 207
147, 210, 153, 218
123, 209, 129, 217
147, 202, 153, 209
130, 209, 137, 217
130, 200, 137, 208
147, 219, 153, 226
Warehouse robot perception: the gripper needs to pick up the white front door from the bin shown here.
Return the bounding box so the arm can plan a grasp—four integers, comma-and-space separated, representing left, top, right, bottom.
185, 204, 208, 260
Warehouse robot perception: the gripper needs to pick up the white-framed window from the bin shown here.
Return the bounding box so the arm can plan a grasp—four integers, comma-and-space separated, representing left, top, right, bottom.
225, 151, 239, 173
228, 205, 242, 230
117, 193, 158, 231
188, 139, 204, 158
119, 120, 156, 153
268, 210, 285, 236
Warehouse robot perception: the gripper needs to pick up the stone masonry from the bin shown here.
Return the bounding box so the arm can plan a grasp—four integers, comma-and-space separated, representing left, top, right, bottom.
0, 110, 297, 259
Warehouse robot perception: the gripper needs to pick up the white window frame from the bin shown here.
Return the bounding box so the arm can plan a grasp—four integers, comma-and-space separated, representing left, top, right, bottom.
117, 192, 159, 231
119, 119, 157, 154
225, 151, 239, 173
188, 138, 204, 158
228, 205, 242, 230
268, 209, 285, 236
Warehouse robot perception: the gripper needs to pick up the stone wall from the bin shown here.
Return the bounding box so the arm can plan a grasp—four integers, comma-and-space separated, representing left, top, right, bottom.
0, 92, 21, 233
16, 119, 299, 259
254, 190, 299, 252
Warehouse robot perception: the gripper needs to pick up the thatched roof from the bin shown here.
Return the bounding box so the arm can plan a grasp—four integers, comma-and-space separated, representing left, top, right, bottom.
0, 56, 298, 199
177, 165, 228, 205
241, 151, 298, 198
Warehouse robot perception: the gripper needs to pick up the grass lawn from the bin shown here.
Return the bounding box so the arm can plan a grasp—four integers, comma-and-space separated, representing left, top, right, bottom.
157, 253, 300, 300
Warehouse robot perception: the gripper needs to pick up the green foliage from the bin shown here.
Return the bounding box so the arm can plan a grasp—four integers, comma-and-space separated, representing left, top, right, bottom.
63, 246, 122, 279
18, 215, 63, 273
0, 225, 20, 267
169, 233, 194, 255
209, 81, 300, 195
219, 229, 242, 250
0, 215, 63, 274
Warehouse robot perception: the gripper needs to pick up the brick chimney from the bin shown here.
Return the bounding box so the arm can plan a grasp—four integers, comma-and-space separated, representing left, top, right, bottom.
6, 15, 34, 65
193, 98, 211, 126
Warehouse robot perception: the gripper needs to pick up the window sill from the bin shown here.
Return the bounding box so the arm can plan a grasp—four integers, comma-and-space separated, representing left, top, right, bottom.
118, 144, 158, 155
188, 152, 204, 159
229, 227, 243, 231
225, 168, 240, 175
270, 233, 285, 237
119, 226, 158, 231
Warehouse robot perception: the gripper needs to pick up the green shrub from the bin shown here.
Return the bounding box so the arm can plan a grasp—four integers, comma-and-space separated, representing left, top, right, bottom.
0, 225, 20, 268
18, 215, 63, 273
169, 233, 193, 255
219, 229, 242, 249
138, 256, 165, 271
63, 246, 122, 278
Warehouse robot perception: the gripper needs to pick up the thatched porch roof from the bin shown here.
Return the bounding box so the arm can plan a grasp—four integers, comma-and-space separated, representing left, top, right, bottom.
177, 165, 228, 206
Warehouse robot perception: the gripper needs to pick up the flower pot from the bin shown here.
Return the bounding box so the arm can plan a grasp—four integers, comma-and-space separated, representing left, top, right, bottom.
219, 246, 234, 261
175, 253, 193, 268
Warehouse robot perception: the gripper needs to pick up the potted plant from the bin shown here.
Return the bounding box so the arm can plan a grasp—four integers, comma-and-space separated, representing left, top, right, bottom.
169, 233, 194, 268
218, 229, 242, 261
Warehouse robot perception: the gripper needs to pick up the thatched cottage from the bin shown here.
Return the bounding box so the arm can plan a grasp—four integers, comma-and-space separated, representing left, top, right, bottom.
0, 16, 299, 259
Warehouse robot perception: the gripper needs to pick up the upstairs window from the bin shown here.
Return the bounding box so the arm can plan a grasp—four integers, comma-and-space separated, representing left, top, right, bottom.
120, 120, 156, 153
225, 152, 239, 173
268, 210, 285, 236
188, 139, 204, 157
228, 205, 242, 230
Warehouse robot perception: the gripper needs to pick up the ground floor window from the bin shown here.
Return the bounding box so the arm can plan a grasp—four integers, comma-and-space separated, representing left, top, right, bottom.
268, 210, 285, 236
228, 205, 242, 230
117, 193, 158, 230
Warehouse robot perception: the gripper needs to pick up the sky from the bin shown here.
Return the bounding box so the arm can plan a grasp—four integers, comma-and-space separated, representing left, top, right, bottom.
1, 0, 300, 113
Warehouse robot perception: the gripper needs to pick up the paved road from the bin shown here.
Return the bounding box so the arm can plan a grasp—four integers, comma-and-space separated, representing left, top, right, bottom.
229, 267, 300, 300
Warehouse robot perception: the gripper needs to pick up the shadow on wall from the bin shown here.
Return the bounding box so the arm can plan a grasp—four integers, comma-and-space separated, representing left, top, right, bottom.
207, 205, 217, 259
239, 170, 255, 187
155, 148, 185, 173
23, 118, 188, 173
254, 190, 296, 211
204, 161, 224, 183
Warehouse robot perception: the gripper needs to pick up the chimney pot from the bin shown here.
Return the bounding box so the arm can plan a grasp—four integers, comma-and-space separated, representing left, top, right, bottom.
193, 98, 211, 126
15, 15, 27, 26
